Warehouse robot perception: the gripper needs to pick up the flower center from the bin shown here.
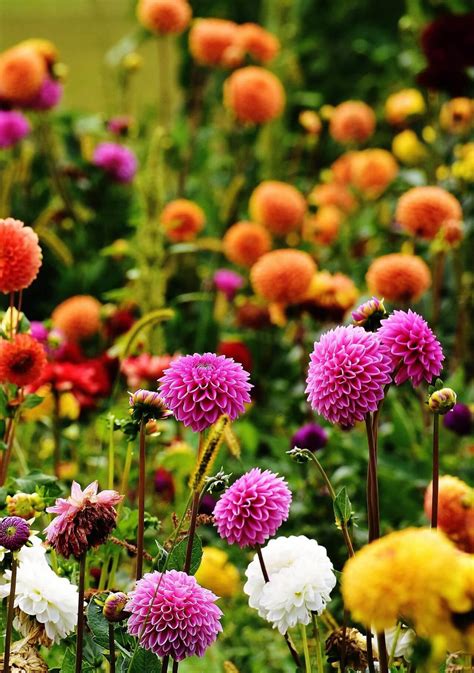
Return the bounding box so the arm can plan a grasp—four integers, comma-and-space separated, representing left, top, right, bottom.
11, 352, 34, 374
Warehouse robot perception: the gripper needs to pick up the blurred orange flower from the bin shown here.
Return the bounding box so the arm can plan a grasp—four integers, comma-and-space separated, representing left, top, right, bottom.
366, 253, 431, 303
161, 199, 205, 242
223, 221, 271, 267
224, 66, 285, 124
189, 18, 239, 66
396, 186, 462, 240
18, 39, 58, 67
384, 88, 425, 125
0, 45, 46, 104
329, 101, 375, 144
424, 476, 474, 553
249, 181, 306, 235
250, 249, 316, 304
305, 270, 358, 318
330, 152, 358, 184
350, 149, 398, 199
308, 182, 357, 214
137, 0, 192, 34
52, 295, 102, 342
439, 98, 474, 134
303, 206, 343, 245
235, 23, 280, 64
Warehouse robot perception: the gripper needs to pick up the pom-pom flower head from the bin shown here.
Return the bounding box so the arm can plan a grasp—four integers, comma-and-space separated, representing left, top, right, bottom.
136, 0, 192, 34
0, 217, 42, 293
126, 569, 222, 661
235, 23, 280, 64
189, 18, 239, 67
250, 181, 306, 236
93, 142, 137, 183
384, 88, 426, 125
159, 352, 252, 432
440, 97, 474, 134
52, 294, 101, 342
224, 66, 285, 124
366, 253, 431, 303
349, 149, 398, 199
161, 199, 205, 242
0, 334, 47, 387
0, 110, 30, 149
214, 468, 292, 548
396, 186, 463, 240
329, 100, 376, 144
305, 325, 392, 427
424, 476, 474, 552
27, 76, 63, 110
303, 205, 343, 245
250, 249, 316, 305
308, 182, 357, 214
0, 45, 46, 104
223, 221, 271, 267
0, 516, 30, 551
213, 269, 244, 300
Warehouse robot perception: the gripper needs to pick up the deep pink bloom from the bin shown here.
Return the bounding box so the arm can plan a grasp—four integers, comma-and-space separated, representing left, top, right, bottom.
45, 481, 122, 558
213, 269, 244, 300
126, 570, 222, 661
28, 78, 63, 110
93, 142, 137, 183
378, 309, 444, 387
0, 516, 30, 551
305, 325, 392, 428
159, 352, 252, 432
213, 468, 291, 548
0, 110, 30, 149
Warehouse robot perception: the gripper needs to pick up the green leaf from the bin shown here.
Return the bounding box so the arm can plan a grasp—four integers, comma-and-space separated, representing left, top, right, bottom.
333, 487, 353, 527
167, 535, 202, 575
87, 594, 110, 650
60, 648, 76, 673
126, 647, 162, 673
22, 393, 44, 410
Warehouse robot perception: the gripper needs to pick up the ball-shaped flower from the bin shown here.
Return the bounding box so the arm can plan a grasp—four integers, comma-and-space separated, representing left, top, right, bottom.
27, 77, 63, 110
443, 403, 472, 436
396, 186, 463, 240
305, 271, 358, 321
223, 221, 271, 267
306, 325, 392, 428
136, 0, 192, 35
52, 295, 102, 342
214, 468, 291, 548
217, 340, 252, 374
424, 475, 473, 552
0, 334, 47, 387
195, 546, 240, 598
235, 23, 280, 64
160, 199, 205, 242
440, 98, 473, 134
159, 352, 252, 432
189, 18, 239, 67
378, 309, 444, 387
304, 206, 342, 245
249, 181, 306, 235
0, 218, 42, 293
384, 88, 426, 125
0, 45, 46, 104
213, 269, 244, 300
0, 110, 30, 149
0, 516, 30, 551
366, 253, 431, 303
291, 422, 328, 452
392, 130, 427, 165
224, 66, 285, 124
349, 149, 398, 199
251, 249, 316, 304
103, 592, 128, 623
92, 142, 137, 183
18, 38, 58, 67
126, 570, 222, 661
331, 152, 358, 184
308, 182, 357, 214
329, 101, 376, 144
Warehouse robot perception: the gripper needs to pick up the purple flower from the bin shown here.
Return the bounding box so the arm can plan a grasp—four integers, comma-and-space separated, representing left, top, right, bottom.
199, 493, 217, 515
93, 142, 137, 183
28, 78, 63, 110
291, 422, 328, 452
126, 570, 222, 661
159, 352, 252, 432
213, 468, 292, 548
0, 516, 30, 551
30, 320, 49, 343
213, 269, 244, 301
305, 325, 392, 428
443, 403, 472, 436
378, 309, 444, 388
0, 110, 30, 149
154, 467, 175, 503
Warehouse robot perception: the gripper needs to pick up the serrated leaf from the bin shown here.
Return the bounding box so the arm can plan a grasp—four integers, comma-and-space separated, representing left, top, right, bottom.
167, 535, 202, 575
87, 594, 110, 649
126, 647, 162, 673
333, 487, 353, 527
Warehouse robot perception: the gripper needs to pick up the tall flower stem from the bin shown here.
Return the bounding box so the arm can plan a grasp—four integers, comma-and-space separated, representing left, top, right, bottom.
0, 414, 17, 486
161, 657, 169, 673
136, 419, 146, 581
75, 554, 87, 673
4, 554, 18, 673
431, 413, 440, 528
108, 623, 116, 673
300, 624, 312, 673
183, 433, 205, 575
311, 613, 324, 673
171, 661, 179, 673
53, 390, 61, 478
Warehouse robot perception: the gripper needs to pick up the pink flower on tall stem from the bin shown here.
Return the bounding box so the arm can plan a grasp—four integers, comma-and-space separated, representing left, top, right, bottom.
93, 142, 137, 183
0, 110, 30, 148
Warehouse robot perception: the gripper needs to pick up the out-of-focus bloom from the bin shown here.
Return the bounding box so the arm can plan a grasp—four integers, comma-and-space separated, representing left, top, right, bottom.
244, 535, 336, 634
104, 306, 135, 341
250, 181, 306, 236
129, 389, 172, 423
136, 0, 192, 35
331, 152, 358, 184
251, 249, 316, 304
213, 269, 244, 301
451, 142, 474, 182
27, 77, 63, 110
303, 271, 358, 322
6, 492, 44, 520
126, 570, 223, 660
326, 627, 368, 671
195, 546, 240, 598
235, 23, 280, 64
443, 403, 472, 436
159, 352, 251, 432
384, 88, 426, 125
0, 516, 30, 551
352, 297, 387, 330
374, 626, 415, 661
0, 45, 46, 104
424, 476, 474, 553
107, 115, 133, 136
217, 340, 252, 373
0, 334, 47, 387
0, 217, 42, 293
299, 110, 322, 135
396, 186, 462, 240
223, 221, 271, 267
121, 353, 177, 388
18, 38, 58, 67
308, 182, 357, 214
154, 467, 175, 503
45, 481, 122, 558
420, 12, 474, 81
214, 468, 291, 548
392, 129, 427, 165
349, 149, 398, 199
199, 493, 217, 515
189, 18, 239, 67
438, 219, 464, 248
161, 198, 205, 242
303, 205, 342, 245
366, 253, 431, 303
291, 422, 328, 452
378, 309, 444, 387
428, 387, 457, 414
440, 97, 474, 134
93, 142, 137, 183
329, 101, 376, 144
30, 322, 66, 358
306, 325, 391, 428
224, 66, 285, 124
236, 298, 271, 329
52, 294, 101, 342
103, 592, 128, 623
122, 52, 143, 72
0, 110, 30, 148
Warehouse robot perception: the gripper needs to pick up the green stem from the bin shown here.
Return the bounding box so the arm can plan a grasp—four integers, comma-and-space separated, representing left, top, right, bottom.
4, 555, 18, 673
431, 413, 440, 528
136, 419, 146, 581
300, 623, 312, 673
183, 432, 205, 575
108, 623, 116, 673
388, 623, 402, 667
75, 554, 87, 673
312, 613, 324, 673
108, 416, 115, 490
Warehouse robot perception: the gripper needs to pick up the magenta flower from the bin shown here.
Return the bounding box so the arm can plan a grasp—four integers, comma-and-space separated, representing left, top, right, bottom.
0, 110, 30, 149
305, 325, 392, 428
45, 481, 122, 558
213, 269, 244, 301
213, 468, 292, 548
0, 516, 30, 551
159, 352, 252, 432
93, 142, 137, 183
378, 309, 444, 387
28, 78, 63, 110
126, 570, 222, 661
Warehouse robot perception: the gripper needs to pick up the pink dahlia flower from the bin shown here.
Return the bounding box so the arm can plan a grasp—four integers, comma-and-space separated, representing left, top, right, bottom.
126, 569, 222, 661
0, 110, 30, 148
28, 77, 63, 110
159, 352, 252, 432
213, 269, 244, 300
214, 468, 291, 548
93, 142, 137, 183
305, 325, 392, 427
378, 309, 444, 387
45, 481, 122, 558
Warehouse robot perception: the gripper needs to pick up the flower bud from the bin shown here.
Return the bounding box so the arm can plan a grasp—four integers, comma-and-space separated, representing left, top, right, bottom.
428, 387, 457, 414
352, 297, 387, 331
6, 492, 45, 519
129, 389, 173, 423
0, 516, 30, 551
103, 592, 128, 623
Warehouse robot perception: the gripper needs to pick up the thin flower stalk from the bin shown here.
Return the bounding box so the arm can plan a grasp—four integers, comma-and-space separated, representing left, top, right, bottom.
3, 554, 18, 673
431, 413, 440, 528
136, 418, 146, 581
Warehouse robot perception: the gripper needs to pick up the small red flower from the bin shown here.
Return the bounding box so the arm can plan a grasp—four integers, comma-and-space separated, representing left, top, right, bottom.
0, 334, 47, 387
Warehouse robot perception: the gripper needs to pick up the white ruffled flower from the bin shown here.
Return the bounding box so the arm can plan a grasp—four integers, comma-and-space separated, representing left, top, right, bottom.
0, 538, 78, 644
244, 535, 336, 634
372, 625, 415, 661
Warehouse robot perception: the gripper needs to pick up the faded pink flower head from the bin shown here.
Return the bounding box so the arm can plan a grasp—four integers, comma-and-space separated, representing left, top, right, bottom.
159, 352, 252, 432
305, 325, 392, 428
121, 353, 177, 388
377, 309, 444, 387
126, 569, 222, 661
213, 468, 292, 548
45, 481, 122, 558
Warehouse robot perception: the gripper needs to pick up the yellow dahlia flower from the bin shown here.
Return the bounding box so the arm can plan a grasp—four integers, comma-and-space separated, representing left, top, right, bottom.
392, 130, 427, 165
195, 547, 240, 598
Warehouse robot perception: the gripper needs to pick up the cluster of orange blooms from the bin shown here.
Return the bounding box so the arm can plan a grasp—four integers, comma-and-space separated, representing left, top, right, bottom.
0, 38, 60, 105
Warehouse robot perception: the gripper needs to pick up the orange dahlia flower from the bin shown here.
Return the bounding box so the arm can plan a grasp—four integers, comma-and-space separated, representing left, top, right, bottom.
439, 219, 464, 247
224, 66, 285, 124
0, 45, 46, 104
250, 249, 316, 304
223, 221, 271, 267
304, 206, 343, 246
18, 39, 58, 67
0, 334, 46, 387
384, 88, 425, 125
366, 253, 431, 303
439, 98, 474, 134
235, 23, 280, 64
136, 0, 192, 35
0, 218, 42, 294
52, 295, 102, 342
330, 152, 358, 185
424, 476, 474, 553
189, 19, 239, 67
305, 271, 358, 317
350, 149, 398, 199
308, 182, 357, 214
396, 186, 462, 240
249, 181, 306, 235
161, 199, 205, 242
329, 101, 376, 144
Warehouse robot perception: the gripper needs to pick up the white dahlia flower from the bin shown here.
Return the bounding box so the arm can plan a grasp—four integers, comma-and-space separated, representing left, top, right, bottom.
244, 535, 336, 634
